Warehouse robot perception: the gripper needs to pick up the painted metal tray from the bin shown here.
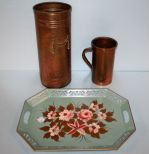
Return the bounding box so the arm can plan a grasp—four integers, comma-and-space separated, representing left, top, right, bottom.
17, 88, 136, 151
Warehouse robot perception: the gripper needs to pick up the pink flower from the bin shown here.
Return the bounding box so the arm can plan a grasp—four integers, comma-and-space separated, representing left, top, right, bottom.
98, 112, 107, 120
47, 111, 57, 120
68, 121, 86, 135
49, 124, 60, 136
89, 103, 99, 111
88, 122, 100, 134
59, 109, 74, 121
77, 109, 93, 121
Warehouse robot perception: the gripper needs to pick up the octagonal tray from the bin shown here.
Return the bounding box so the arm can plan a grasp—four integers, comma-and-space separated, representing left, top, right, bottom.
17, 88, 136, 151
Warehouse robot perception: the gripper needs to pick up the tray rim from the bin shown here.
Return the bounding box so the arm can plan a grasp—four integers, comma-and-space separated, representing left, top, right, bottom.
24, 88, 130, 101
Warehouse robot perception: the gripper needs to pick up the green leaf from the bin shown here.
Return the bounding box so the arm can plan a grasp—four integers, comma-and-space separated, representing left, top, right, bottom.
61, 121, 67, 126
48, 105, 55, 111
100, 109, 106, 113
42, 111, 49, 117
98, 103, 103, 109
81, 104, 89, 109
54, 118, 59, 123
72, 131, 80, 138
67, 103, 74, 110
91, 132, 100, 138
51, 135, 59, 141
43, 132, 51, 138
89, 108, 96, 113
59, 131, 65, 137
77, 119, 85, 125
84, 127, 90, 134
99, 127, 107, 134
69, 119, 75, 123
44, 118, 52, 123
58, 106, 65, 112
92, 100, 98, 105
40, 126, 49, 131
105, 116, 116, 122
87, 119, 97, 124
98, 122, 106, 127
75, 107, 80, 112
63, 125, 71, 132
50, 121, 57, 127
93, 114, 98, 119
73, 113, 77, 118
106, 112, 113, 116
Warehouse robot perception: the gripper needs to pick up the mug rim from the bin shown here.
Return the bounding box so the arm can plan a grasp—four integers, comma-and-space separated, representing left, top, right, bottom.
33, 2, 72, 13
91, 37, 118, 49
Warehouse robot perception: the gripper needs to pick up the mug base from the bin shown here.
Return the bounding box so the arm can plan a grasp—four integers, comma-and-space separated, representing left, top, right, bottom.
92, 79, 112, 86
41, 78, 71, 88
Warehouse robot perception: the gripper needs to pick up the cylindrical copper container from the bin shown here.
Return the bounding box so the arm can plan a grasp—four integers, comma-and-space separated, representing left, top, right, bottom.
33, 2, 71, 88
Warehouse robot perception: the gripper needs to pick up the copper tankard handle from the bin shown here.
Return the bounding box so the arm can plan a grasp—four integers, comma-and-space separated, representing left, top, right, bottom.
82, 48, 92, 69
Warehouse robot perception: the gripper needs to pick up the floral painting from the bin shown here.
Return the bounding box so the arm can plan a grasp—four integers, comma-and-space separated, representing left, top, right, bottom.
36, 100, 116, 142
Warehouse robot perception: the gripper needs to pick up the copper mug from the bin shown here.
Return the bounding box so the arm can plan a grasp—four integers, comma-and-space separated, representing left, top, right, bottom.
82, 37, 118, 86
33, 2, 71, 88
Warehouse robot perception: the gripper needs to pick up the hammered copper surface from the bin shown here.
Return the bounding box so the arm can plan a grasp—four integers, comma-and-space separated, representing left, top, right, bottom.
82, 37, 118, 86
33, 2, 71, 88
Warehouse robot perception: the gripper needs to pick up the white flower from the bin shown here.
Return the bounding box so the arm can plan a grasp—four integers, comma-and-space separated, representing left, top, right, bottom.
49, 124, 60, 136
36, 117, 45, 123
88, 122, 100, 134
89, 103, 99, 111
98, 112, 107, 120
47, 111, 57, 120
